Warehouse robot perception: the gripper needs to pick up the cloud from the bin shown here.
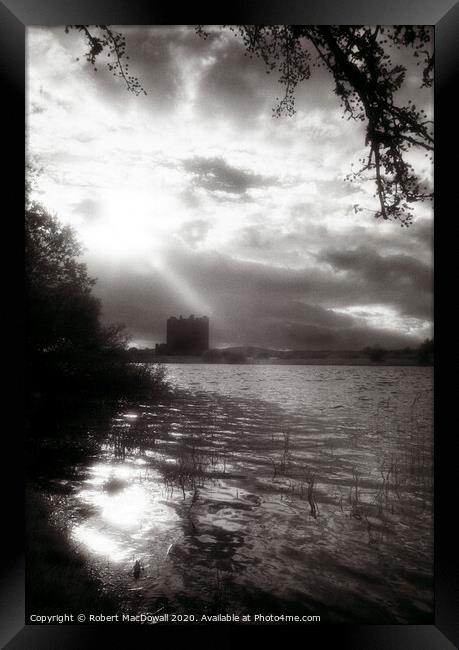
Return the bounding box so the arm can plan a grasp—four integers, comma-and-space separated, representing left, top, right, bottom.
255, 321, 418, 351
72, 197, 102, 221
319, 245, 433, 323
88, 247, 432, 350
195, 35, 279, 127
30, 102, 45, 115
27, 26, 434, 351
321, 246, 432, 295
183, 156, 275, 196
175, 218, 212, 248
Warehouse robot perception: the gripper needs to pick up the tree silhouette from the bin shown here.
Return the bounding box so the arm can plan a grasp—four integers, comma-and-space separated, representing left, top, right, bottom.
417, 338, 434, 364
25, 191, 128, 394
66, 25, 433, 227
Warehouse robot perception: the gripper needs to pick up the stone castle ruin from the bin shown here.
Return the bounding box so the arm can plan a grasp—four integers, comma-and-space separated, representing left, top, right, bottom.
155, 314, 209, 356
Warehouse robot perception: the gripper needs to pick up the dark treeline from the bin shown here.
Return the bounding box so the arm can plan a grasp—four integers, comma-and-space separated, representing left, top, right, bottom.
25, 183, 167, 425
126, 342, 434, 365
363, 340, 433, 364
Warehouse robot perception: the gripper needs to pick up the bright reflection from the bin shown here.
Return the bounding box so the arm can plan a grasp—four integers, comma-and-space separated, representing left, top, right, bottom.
70, 457, 181, 568
100, 485, 150, 528
85, 461, 139, 482
72, 524, 130, 562
76, 461, 179, 539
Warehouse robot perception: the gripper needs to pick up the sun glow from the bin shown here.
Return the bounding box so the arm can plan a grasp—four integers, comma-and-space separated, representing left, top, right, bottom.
78, 189, 177, 261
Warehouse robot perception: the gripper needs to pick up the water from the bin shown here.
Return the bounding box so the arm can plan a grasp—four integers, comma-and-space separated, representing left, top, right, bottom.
44, 364, 433, 623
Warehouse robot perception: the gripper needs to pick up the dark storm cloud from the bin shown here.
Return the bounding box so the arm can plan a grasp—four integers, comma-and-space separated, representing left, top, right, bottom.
168, 249, 418, 309
232, 212, 330, 256
176, 249, 432, 328
89, 26, 260, 115
412, 220, 434, 249
92, 271, 345, 350
183, 156, 275, 196
123, 28, 183, 109
318, 245, 433, 321
88, 248, 431, 350
194, 30, 353, 130
254, 321, 416, 351
321, 246, 432, 294
231, 222, 327, 265
196, 37, 278, 126
92, 264, 187, 344
279, 217, 433, 269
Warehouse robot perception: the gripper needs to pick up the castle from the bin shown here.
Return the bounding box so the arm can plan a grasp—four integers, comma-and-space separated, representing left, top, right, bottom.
155, 315, 209, 356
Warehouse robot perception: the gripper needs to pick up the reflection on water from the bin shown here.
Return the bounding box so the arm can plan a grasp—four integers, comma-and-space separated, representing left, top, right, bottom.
48, 365, 433, 622
73, 524, 130, 563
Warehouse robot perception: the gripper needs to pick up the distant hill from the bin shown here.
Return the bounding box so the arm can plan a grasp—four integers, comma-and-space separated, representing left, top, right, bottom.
125, 342, 433, 366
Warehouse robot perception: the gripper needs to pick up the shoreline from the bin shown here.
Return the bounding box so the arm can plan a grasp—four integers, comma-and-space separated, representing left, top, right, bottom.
150, 356, 432, 367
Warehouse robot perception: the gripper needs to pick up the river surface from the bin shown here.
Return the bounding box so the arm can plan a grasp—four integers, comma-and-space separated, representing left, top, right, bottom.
43, 364, 433, 623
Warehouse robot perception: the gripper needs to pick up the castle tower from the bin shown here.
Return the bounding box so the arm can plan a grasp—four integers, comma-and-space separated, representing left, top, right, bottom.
166, 315, 209, 355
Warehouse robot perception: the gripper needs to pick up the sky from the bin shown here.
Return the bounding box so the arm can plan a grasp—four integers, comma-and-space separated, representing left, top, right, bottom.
26, 26, 434, 350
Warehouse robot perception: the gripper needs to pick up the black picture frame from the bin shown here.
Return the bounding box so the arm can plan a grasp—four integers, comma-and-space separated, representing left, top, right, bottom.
2, 1, 458, 648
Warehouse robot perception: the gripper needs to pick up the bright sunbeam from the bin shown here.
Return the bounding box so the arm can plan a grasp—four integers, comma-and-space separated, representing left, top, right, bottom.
149, 257, 213, 319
